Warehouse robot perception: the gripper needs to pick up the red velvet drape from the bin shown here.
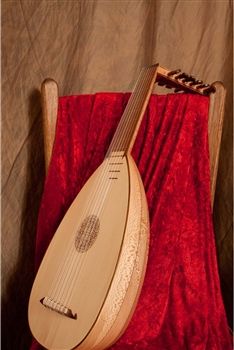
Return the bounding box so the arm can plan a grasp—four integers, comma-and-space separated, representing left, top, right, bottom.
30, 93, 232, 350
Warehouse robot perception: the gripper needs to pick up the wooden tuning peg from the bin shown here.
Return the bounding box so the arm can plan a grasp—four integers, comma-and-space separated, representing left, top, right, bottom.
167, 69, 181, 76
157, 81, 166, 86
196, 84, 209, 89
190, 79, 203, 86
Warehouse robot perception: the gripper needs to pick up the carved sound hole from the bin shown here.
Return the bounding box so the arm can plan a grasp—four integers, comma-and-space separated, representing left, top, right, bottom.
75, 215, 100, 253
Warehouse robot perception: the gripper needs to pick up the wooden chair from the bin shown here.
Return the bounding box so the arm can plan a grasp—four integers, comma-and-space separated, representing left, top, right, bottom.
40, 65, 226, 207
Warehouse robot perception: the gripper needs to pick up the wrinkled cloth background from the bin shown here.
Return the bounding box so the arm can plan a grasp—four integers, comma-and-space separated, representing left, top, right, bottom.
2, 1, 233, 349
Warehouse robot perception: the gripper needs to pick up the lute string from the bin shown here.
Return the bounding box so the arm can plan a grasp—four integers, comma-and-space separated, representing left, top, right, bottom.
52, 68, 153, 304
50, 67, 155, 309
47, 67, 156, 314
52, 68, 154, 305
48, 67, 154, 308
49, 67, 157, 344
60, 68, 156, 308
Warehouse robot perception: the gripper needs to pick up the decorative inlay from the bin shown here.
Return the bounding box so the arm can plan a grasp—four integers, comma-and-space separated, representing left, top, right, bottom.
75, 215, 100, 253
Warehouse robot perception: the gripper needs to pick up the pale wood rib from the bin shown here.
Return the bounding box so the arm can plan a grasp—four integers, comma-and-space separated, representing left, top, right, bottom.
76, 155, 149, 349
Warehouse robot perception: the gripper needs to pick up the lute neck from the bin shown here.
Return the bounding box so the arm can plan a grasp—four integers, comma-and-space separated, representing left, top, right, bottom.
106, 64, 158, 158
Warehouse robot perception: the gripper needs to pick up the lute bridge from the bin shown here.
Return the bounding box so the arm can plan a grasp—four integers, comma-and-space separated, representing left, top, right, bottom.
40, 296, 77, 320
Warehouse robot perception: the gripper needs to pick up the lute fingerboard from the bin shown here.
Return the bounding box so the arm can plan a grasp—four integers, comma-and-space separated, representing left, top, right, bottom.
106, 64, 158, 157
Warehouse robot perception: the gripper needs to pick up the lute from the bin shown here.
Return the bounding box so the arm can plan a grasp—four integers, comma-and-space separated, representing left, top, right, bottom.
28, 64, 158, 350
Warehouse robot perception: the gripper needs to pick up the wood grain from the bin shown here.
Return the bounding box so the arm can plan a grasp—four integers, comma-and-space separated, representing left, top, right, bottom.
41, 79, 59, 174
208, 82, 226, 206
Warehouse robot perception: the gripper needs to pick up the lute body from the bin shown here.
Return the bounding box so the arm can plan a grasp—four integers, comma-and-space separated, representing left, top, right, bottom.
29, 153, 148, 349
28, 65, 158, 349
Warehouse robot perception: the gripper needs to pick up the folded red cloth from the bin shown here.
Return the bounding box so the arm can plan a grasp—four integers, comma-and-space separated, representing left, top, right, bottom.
30, 93, 231, 350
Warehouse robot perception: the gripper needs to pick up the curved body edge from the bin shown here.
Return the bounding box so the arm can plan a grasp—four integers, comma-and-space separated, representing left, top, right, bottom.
76, 154, 149, 350
28, 154, 149, 350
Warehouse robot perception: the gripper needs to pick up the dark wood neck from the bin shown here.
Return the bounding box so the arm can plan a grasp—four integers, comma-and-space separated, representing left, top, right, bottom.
106, 64, 158, 157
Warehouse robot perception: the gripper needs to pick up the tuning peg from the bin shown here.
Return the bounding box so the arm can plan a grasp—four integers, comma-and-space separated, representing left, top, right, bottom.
157, 81, 166, 86
202, 85, 216, 94
174, 72, 187, 80
182, 75, 196, 83
196, 84, 209, 90
174, 87, 183, 93
190, 80, 203, 86
157, 66, 215, 95
168, 69, 181, 76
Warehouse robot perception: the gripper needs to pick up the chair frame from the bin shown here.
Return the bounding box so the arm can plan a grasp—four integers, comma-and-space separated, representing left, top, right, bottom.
40, 65, 226, 208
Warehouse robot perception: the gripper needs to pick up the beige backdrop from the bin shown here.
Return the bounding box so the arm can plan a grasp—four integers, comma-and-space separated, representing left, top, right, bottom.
2, 1, 233, 349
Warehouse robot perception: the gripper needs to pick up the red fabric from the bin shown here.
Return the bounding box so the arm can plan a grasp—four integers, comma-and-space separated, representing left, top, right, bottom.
30, 93, 232, 350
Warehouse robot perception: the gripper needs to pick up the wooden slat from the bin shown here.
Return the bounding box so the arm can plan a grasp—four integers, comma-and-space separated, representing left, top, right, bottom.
41, 78, 59, 174
208, 82, 226, 206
